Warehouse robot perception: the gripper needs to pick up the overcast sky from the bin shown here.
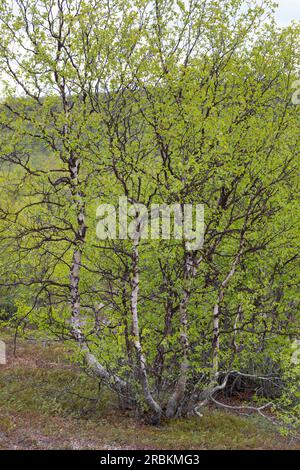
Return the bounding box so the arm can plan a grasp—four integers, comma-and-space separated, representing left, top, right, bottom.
276, 0, 300, 26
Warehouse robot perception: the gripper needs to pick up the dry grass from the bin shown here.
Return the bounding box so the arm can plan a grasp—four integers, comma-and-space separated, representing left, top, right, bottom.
0, 331, 299, 450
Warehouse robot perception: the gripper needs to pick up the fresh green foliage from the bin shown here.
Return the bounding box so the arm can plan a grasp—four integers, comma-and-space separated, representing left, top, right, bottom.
0, 0, 299, 427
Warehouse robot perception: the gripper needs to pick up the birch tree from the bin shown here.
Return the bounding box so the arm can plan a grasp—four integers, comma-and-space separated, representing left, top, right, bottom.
0, 0, 299, 424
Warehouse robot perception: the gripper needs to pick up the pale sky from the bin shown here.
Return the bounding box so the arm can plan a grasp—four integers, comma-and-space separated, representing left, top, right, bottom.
276, 0, 300, 26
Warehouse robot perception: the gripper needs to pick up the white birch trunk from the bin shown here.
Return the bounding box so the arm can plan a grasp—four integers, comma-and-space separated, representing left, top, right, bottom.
166, 252, 200, 418
212, 239, 245, 377
68, 155, 130, 398
130, 233, 162, 422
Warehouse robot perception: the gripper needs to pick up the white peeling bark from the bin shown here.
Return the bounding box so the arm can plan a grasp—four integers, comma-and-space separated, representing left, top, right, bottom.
212, 238, 245, 377
233, 305, 242, 354
166, 251, 200, 418
166, 285, 189, 418
68, 153, 130, 398
83, 345, 129, 395
69, 153, 86, 344
130, 233, 162, 422
212, 294, 222, 375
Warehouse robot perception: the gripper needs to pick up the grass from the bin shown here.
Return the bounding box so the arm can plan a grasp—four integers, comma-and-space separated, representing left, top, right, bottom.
0, 331, 299, 450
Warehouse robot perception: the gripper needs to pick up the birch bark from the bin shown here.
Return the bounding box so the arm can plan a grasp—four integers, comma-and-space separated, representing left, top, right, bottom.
130, 228, 162, 422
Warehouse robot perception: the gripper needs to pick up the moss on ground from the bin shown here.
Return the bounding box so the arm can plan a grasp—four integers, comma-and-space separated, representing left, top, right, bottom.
0, 334, 298, 450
